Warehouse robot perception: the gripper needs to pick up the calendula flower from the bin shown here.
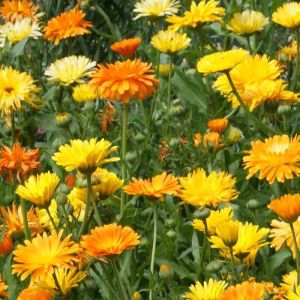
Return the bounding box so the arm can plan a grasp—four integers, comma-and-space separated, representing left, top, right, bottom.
159, 64, 173, 77
167, 0, 225, 31
90, 59, 159, 103
272, 2, 300, 29
193, 207, 234, 235
100, 102, 115, 134
45, 56, 96, 86
0, 234, 13, 255
197, 49, 249, 74
36, 199, 58, 230
183, 279, 227, 300
0, 143, 40, 182
0, 203, 42, 236
111, 37, 141, 57
15, 172, 60, 207
132, 291, 142, 300
0, 66, 40, 115
219, 281, 265, 300
67, 187, 86, 222
212, 220, 240, 248
280, 41, 297, 61
52, 138, 119, 174
0, 0, 41, 22
133, 0, 180, 20
202, 132, 223, 149
227, 10, 269, 36
124, 172, 180, 201
207, 118, 228, 133
179, 168, 238, 207
281, 270, 297, 293
227, 126, 242, 144
72, 83, 98, 103
44, 8, 92, 45
151, 30, 191, 54
0, 276, 8, 298
193, 132, 202, 147
13, 230, 79, 282
243, 135, 300, 184
81, 223, 140, 258
287, 286, 300, 300
17, 286, 53, 300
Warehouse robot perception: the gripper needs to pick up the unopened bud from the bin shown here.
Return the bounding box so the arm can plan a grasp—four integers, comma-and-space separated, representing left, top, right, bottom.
159, 263, 174, 280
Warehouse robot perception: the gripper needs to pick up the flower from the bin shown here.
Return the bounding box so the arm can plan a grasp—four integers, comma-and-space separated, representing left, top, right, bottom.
197, 49, 249, 74
12, 230, 79, 282
179, 168, 238, 208
207, 118, 228, 133
0, 0, 41, 22
72, 83, 98, 103
17, 286, 53, 300
280, 41, 297, 61
0, 234, 13, 255
193, 132, 202, 147
52, 138, 119, 174
15, 172, 60, 207
219, 281, 265, 300
90, 59, 159, 103
133, 0, 180, 20
287, 286, 300, 300
193, 207, 234, 235
124, 172, 180, 201
45, 56, 96, 86
36, 199, 58, 230
44, 8, 92, 45
202, 132, 223, 149
0, 143, 40, 182
183, 279, 227, 300
269, 194, 300, 223
81, 223, 140, 259
272, 2, 300, 29
243, 135, 300, 184
151, 30, 191, 54
0, 66, 40, 115
132, 291, 142, 300
227, 10, 269, 36
67, 188, 86, 222
0, 276, 8, 298
100, 102, 115, 134
167, 0, 225, 31
111, 37, 141, 57
281, 270, 297, 293
227, 126, 242, 144
212, 220, 240, 248
159, 64, 173, 77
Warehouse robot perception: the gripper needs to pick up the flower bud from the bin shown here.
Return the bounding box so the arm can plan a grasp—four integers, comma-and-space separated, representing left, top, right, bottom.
206, 260, 223, 273
246, 199, 264, 209
277, 104, 291, 115
56, 192, 68, 205
55, 112, 72, 127
193, 208, 211, 220
159, 263, 174, 280
0, 235, 13, 256
132, 291, 142, 300
165, 218, 176, 227
227, 126, 242, 145
166, 230, 176, 239
76, 177, 87, 189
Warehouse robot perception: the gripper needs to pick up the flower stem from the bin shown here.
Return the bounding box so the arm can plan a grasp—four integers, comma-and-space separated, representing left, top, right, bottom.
292, 28, 300, 91
149, 202, 158, 300
246, 36, 252, 54
91, 196, 102, 226
110, 258, 128, 300
229, 248, 241, 283
166, 57, 173, 135
21, 199, 30, 240
290, 222, 300, 284
46, 206, 58, 232
11, 111, 15, 145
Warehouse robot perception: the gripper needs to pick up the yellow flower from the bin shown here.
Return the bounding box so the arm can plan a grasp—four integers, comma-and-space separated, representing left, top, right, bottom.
212, 220, 240, 248
167, 0, 225, 31
159, 64, 173, 77
281, 270, 297, 294
36, 199, 58, 229
151, 30, 190, 54
272, 2, 300, 29
67, 187, 86, 222
197, 49, 249, 74
183, 279, 227, 300
280, 41, 297, 61
12, 230, 79, 282
227, 10, 269, 36
45, 55, 96, 86
133, 0, 180, 20
72, 83, 98, 103
15, 172, 60, 207
0, 66, 40, 115
243, 135, 300, 184
52, 138, 119, 174
179, 168, 239, 208
287, 286, 300, 300
193, 207, 234, 235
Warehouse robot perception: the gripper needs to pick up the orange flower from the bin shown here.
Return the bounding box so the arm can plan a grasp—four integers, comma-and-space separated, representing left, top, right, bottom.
124, 172, 180, 200
111, 37, 141, 57
65, 175, 76, 188
0, 276, 8, 298
90, 59, 159, 103
219, 281, 265, 300
268, 194, 300, 223
17, 286, 53, 300
100, 101, 115, 134
193, 132, 202, 147
207, 118, 228, 133
81, 223, 140, 259
44, 8, 92, 45
0, 0, 40, 22
203, 131, 223, 148
0, 234, 13, 255
0, 143, 40, 182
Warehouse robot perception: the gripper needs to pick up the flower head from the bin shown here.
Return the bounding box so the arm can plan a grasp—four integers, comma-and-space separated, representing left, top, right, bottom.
111, 37, 141, 57
227, 10, 269, 36
15, 172, 60, 207
81, 223, 140, 259
272, 2, 300, 29
179, 168, 238, 208
184, 279, 227, 300
193, 132, 202, 147
17, 286, 53, 300
52, 138, 119, 174
67, 188, 86, 222
207, 118, 228, 133
124, 172, 180, 201
90, 59, 159, 103
44, 8, 92, 45
197, 49, 249, 74
281, 270, 297, 293
151, 30, 191, 54
243, 135, 300, 184
72, 83, 98, 103
0, 234, 13, 255
133, 0, 180, 20
202, 131, 223, 149
0, 276, 8, 298
280, 41, 297, 61
45, 56, 96, 86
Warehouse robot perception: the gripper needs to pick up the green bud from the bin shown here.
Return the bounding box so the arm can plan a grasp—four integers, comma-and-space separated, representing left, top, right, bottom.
166, 230, 176, 239
134, 133, 145, 142
76, 177, 87, 189
159, 263, 174, 280
125, 151, 138, 162
165, 218, 176, 227
277, 104, 291, 115
56, 193, 67, 205
55, 112, 72, 127
56, 183, 70, 194
206, 260, 223, 273
246, 199, 264, 209
193, 208, 211, 220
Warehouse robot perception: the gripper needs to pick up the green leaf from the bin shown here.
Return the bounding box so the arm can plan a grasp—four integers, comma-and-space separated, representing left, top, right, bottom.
9, 38, 28, 60
269, 249, 291, 272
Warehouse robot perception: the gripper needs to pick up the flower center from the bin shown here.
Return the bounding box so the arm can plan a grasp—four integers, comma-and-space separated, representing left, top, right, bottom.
267, 142, 289, 154
4, 87, 14, 94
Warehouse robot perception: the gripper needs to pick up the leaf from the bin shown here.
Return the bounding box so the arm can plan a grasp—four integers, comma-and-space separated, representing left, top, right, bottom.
9, 38, 28, 61
269, 249, 291, 272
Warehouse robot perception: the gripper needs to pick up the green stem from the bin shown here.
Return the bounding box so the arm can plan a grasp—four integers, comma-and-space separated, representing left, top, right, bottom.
149, 202, 158, 300
229, 248, 241, 283
11, 111, 15, 145
224, 71, 278, 136
120, 103, 129, 217
45, 206, 58, 232
21, 199, 30, 240
290, 222, 300, 285
53, 271, 64, 295
292, 28, 300, 91
110, 258, 128, 300
91, 196, 103, 226
166, 58, 173, 134
246, 36, 252, 54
